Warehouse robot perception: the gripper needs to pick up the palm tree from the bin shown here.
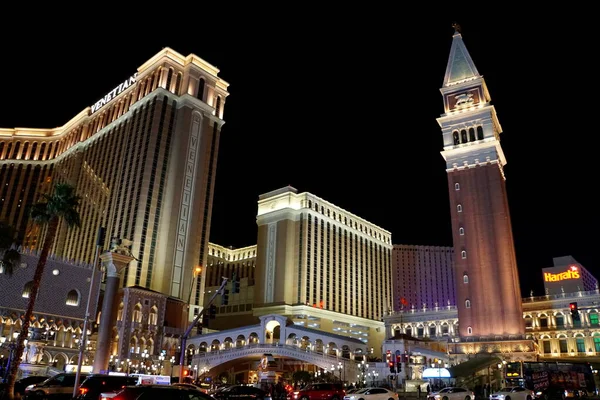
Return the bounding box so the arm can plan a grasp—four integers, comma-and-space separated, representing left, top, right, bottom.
0, 221, 20, 276
4, 183, 81, 400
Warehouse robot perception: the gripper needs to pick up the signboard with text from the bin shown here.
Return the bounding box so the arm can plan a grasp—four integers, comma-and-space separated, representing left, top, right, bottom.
542, 265, 583, 295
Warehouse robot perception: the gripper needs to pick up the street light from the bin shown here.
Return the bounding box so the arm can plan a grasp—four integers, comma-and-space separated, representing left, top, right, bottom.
357, 359, 369, 388
170, 356, 176, 381
158, 352, 165, 375
337, 361, 343, 383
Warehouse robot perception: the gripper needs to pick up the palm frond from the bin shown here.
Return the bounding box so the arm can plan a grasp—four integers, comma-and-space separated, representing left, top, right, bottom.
1, 248, 20, 276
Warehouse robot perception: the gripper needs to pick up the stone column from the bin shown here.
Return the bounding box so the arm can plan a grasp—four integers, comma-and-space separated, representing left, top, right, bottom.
93, 251, 133, 373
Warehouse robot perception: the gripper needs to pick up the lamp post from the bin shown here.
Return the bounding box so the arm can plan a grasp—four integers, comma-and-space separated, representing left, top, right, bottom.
357, 359, 369, 388
158, 352, 165, 375
141, 349, 149, 373
337, 361, 343, 383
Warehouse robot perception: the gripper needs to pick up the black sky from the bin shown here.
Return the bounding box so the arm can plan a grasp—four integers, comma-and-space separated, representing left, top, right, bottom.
1, 11, 597, 298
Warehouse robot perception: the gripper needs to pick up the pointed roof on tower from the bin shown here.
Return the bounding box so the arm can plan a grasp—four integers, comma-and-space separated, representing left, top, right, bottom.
443, 24, 481, 87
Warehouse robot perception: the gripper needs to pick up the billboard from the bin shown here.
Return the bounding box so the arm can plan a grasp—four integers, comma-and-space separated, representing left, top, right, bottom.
542, 265, 583, 295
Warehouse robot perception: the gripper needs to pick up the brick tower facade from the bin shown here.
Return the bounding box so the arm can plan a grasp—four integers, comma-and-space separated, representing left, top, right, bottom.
437, 29, 524, 338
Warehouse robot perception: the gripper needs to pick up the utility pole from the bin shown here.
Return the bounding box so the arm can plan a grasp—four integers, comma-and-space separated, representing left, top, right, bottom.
73, 227, 105, 399
179, 277, 228, 381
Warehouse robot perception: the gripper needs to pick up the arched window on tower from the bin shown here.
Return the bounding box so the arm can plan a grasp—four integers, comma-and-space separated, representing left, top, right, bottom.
453, 131, 460, 145
477, 126, 484, 140
469, 127, 476, 141
461, 129, 468, 143
215, 96, 222, 118
463, 274, 469, 284
175, 72, 182, 94
31, 142, 38, 160
455, 183, 460, 190
13, 142, 21, 159
66, 290, 80, 306
461, 250, 467, 259
465, 299, 471, 308
459, 227, 465, 235
467, 326, 473, 334
457, 204, 462, 212
165, 68, 174, 91
197, 78, 205, 101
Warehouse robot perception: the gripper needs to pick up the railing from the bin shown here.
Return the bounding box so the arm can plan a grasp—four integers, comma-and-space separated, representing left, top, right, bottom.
522, 290, 600, 302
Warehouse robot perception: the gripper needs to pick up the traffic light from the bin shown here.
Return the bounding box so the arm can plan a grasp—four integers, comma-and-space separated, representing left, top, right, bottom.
232, 272, 240, 293
386, 350, 391, 364
389, 361, 395, 373
222, 288, 230, 305
396, 354, 402, 373
570, 302, 580, 321
209, 304, 217, 319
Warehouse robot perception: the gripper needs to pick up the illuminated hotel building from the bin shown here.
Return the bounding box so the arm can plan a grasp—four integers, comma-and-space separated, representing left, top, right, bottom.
437, 28, 524, 338
542, 255, 598, 296
392, 244, 455, 312
0, 47, 229, 307
249, 186, 393, 351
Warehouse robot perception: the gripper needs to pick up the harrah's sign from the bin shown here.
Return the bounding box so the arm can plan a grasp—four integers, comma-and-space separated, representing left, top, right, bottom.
544, 266, 580, 282
90, 73, 138, 114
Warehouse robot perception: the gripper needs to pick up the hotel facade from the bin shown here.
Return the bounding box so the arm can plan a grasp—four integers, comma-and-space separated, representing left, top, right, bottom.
392, 244, 455, 312
0, 48, 229, 309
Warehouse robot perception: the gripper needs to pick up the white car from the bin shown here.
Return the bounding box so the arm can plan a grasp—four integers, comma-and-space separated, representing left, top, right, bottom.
489, 387, 535, 400
428, 387, 475, 400
344, 387, 398, 400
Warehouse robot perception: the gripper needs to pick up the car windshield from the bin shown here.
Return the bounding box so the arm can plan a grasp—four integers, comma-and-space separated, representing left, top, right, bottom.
439, 388, 451, 393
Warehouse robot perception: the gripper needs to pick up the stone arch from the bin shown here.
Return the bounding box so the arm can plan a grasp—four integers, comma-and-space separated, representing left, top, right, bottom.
149, 306, 158, 325
223, 337, 233, 349
199, 342, 208, 352
286, 333, 298, 346
341, 345, 351, 359
129, 336, 138, 354
354, 348, 366, 362
248, 332, 259, 344
326, 342, 337, 356
132, 303, 142, 323
53, 352, 69, 369
41, 350, 52, 364
117, 302, 124, 321
265, 319, 281, 344
235, 335, 246, 348
300, 336, 310, 350
210, 339, 221, 351
315, 339, 324, 353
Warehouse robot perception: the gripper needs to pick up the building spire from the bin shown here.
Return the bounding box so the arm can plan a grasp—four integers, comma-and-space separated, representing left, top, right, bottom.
442, 24, 480, 87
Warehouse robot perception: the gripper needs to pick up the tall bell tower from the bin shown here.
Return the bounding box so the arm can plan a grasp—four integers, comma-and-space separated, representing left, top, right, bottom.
437, 27, 524, 338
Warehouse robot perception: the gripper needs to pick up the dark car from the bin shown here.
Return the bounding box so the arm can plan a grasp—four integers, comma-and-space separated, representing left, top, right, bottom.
13, 375, 50, 396
103, 384, 213, 399
24, 372, 89, 399
213, 385, 272, 400
293, 383, 345, 400
76, 374, 139, 400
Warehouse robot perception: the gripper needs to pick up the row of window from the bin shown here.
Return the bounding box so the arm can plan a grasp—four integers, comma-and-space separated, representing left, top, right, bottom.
452, 126, 484, 145
21, 282, 80, 306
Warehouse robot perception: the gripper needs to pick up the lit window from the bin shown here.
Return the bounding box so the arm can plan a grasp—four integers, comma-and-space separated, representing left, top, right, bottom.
457, 204, 462, 212
461, 250, 467, 259
465, 299, 471, 308
459, 227, 465, 235
455, 183, 460, 190
467, 326, 473, 334
463, 274, 469, 284
66, 289, 80, 306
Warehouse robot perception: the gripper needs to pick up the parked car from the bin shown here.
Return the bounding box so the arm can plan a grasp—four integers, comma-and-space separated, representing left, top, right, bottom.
293, 383, 345, 400
100, 384, 213, 400
490, 387, 535, 400
75, 374, 139, 400
24, 372, 89, 399
212, 384, 272, 400
343, 387, 398, 400
428, 387, 475, 400
14, 375, 50, 396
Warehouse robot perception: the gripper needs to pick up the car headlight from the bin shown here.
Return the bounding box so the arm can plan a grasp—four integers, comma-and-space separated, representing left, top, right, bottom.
25, 384, 35, 391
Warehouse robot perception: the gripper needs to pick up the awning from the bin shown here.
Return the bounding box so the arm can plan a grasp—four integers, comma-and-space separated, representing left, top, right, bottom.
423, 367, 451, 378
448, 356, 502, 378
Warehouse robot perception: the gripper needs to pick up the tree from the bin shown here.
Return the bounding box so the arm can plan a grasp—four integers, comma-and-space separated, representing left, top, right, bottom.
0, 221, 20, 276
4, 183, 81, 400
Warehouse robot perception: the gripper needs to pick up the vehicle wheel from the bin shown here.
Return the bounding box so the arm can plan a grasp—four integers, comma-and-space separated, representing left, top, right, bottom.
505, 397, 511, 400
466, 396, 471, 400
526, 396, 532, 400
443, 396, 449, 400
388, 398, 395, 400
300, 396, 310, 400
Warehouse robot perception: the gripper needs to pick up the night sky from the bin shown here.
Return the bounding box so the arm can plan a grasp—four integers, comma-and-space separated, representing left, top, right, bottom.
1, 12, 597, 298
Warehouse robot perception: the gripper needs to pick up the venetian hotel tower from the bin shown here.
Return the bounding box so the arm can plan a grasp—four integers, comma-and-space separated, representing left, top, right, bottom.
0, 48, 229, 308
436, 29, 524, 337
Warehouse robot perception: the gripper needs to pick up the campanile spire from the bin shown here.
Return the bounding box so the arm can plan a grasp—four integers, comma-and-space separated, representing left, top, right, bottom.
437, 28, 525, 338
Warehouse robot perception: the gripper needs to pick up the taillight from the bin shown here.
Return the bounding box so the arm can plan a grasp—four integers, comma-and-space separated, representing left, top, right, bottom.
79, 387, 88, 394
